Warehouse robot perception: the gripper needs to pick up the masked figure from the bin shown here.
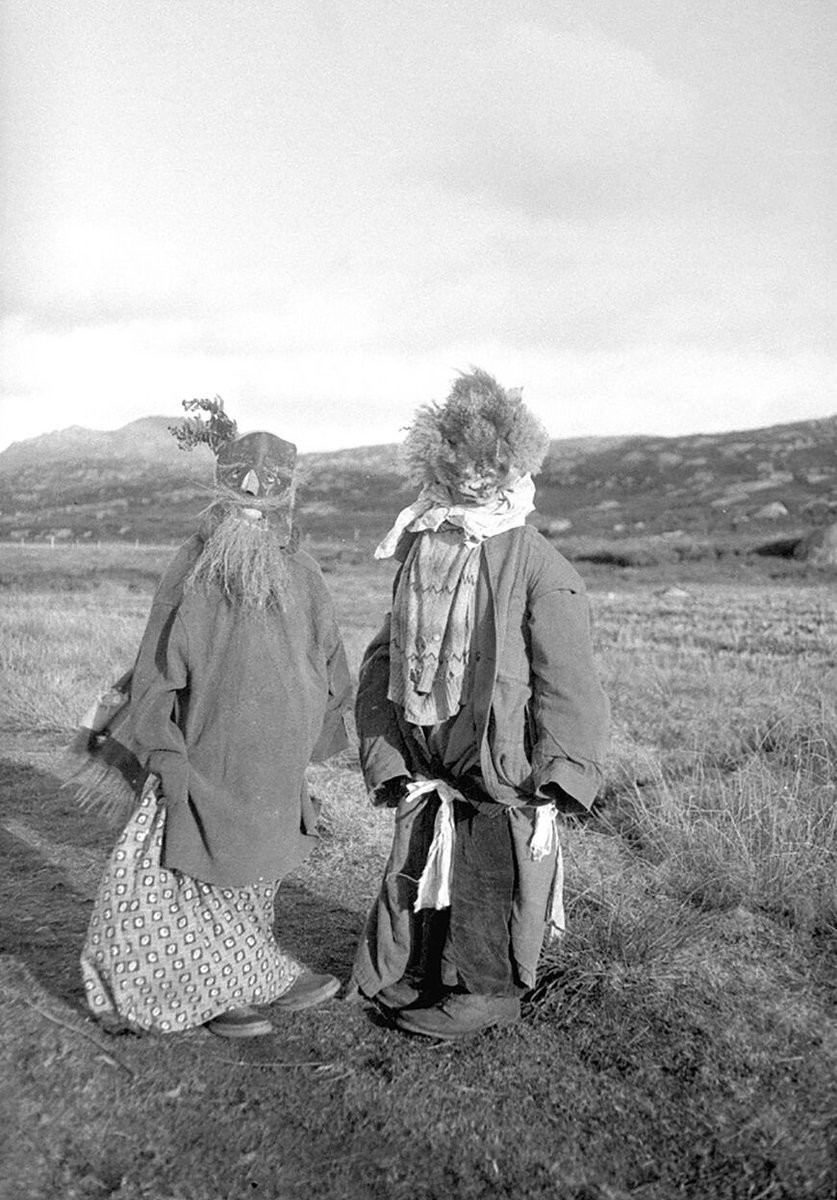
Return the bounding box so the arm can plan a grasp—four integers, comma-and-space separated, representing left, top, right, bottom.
76, 408, 351, 1038
352, 369, 610, 1039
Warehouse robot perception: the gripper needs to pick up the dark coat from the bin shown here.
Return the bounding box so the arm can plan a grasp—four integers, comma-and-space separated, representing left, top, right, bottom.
356, 524, 609, 812
128, 536, 351, 886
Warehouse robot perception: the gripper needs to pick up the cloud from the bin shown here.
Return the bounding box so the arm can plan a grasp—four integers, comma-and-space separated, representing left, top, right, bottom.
326, 196, 835, 360
3, 306, 834, 457
3, 188, 833, 452
412, 23, 697, 216
1, 3, 833, 453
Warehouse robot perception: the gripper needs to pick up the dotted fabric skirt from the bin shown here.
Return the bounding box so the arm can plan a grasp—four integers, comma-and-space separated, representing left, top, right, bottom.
81, 787, 302, 1033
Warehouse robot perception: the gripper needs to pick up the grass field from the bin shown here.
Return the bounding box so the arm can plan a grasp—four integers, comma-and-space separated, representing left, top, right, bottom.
1, 542, 835, 1200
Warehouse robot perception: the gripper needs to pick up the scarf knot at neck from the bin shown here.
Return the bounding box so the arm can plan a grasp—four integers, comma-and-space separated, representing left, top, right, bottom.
374, 473, 536, 560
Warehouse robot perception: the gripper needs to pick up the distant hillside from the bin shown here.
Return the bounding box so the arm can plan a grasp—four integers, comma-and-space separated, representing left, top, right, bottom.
534, 415, 837, 541
0, 418, 217, 544
0, 413, 835, 549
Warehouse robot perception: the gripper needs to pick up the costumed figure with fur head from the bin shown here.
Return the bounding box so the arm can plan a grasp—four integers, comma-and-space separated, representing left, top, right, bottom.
352, 369, 610, 1040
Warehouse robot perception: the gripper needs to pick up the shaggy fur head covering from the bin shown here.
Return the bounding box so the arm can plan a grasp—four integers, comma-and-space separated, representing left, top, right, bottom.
401, 368, 550, 489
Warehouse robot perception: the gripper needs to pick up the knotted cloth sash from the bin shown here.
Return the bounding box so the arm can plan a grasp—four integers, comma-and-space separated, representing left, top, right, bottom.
529, 810, 565, 936
400, 779, 460, 912
403, 779, 563, 929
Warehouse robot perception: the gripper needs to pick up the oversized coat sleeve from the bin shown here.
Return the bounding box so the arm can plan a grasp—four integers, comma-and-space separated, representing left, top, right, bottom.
527, 582, 610, 813
354, 613, 417, 797
127, 600, 191, 809
310, 617, 352, 763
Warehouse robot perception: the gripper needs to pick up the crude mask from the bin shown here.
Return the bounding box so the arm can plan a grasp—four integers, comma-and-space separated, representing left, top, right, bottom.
214, 431, 297, 542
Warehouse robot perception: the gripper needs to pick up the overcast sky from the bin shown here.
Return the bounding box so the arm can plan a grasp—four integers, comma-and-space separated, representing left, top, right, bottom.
1, 0, 834, 453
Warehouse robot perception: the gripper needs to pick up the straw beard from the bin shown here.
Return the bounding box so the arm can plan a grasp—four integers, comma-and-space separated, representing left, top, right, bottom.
185, 490, 295, 609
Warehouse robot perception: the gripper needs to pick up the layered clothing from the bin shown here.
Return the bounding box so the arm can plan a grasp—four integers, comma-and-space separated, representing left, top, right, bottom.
78, 533, 351, 1031
354, 522, 609, 997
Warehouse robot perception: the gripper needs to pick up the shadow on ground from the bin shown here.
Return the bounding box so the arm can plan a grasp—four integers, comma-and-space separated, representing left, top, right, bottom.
0, 757, 364, 1013
278, 880, 365, 984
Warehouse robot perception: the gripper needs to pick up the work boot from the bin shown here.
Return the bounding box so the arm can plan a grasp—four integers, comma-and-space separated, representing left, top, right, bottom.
205, 1005, 273, 1038
395, 992, 520, 1039
271, 971, 340, 1011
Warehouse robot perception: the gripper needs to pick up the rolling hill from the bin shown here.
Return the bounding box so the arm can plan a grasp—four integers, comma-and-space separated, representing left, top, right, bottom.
0, 413, 835, 555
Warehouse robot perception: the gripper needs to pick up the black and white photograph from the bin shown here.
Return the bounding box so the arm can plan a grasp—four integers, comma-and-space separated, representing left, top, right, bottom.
1, 3, 835, 1198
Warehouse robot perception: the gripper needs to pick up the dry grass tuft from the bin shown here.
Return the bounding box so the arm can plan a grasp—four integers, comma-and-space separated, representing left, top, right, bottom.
528, 890, 711, 1022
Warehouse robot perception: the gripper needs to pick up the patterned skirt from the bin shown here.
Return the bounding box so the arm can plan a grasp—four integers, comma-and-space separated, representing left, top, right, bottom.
81, 787, 302, 1033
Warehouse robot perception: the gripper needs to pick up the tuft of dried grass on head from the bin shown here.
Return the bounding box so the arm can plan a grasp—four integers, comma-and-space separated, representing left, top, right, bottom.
400, 367, 550, 487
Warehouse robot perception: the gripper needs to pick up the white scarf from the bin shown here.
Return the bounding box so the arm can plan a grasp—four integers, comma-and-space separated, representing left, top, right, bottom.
374, 474, 536, 560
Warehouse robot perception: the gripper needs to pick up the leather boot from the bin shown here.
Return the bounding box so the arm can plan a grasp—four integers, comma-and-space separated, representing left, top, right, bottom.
395, 992, 520, 1039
